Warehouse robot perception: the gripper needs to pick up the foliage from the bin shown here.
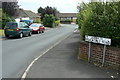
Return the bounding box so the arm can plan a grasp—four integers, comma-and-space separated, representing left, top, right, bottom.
38, 7, 44, 13
38, 6, 59, 20
2, 11, 15, 29
43, 14, 55, 28
0, 29, 4, 36
2, 1, 19, 17
77, 2, 120, 47
55, 20, 60, 26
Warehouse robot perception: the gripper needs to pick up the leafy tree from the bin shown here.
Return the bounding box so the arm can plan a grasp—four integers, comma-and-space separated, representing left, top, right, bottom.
38, 7, 44, 13
2, 1, 19, 17
38, 6, 59, 20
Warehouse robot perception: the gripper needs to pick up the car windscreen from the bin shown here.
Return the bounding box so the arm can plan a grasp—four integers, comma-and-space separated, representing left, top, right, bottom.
6, 23, 18, 28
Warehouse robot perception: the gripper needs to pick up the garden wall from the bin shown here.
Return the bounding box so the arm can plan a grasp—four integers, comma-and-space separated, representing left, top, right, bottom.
78, 41, 120, 70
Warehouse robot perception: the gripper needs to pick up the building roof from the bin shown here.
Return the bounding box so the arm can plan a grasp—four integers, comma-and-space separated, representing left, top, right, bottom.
56, 13, 77, 18
18, 9, 40, 18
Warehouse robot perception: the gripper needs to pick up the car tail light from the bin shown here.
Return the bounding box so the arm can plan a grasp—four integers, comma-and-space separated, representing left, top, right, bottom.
16, 28, 20, 31
4, 26, 6, 30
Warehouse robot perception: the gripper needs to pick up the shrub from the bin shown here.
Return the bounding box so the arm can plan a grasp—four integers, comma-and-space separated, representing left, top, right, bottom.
77, 2, 120, 47
55, 20, 60, 26
2, 12, 15, 29
43, 14, 55, 28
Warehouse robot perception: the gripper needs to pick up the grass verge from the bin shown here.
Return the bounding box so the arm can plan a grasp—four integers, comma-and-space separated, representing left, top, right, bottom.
0, 29, 4, 36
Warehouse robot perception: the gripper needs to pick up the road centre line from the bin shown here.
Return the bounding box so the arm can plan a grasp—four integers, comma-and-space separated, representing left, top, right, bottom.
21, 30, 76, 80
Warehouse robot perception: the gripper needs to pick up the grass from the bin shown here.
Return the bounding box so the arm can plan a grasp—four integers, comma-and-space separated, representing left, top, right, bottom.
0, 29, 4, 36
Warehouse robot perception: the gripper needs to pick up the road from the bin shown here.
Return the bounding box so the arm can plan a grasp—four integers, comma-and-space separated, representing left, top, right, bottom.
2, 24, 78, 78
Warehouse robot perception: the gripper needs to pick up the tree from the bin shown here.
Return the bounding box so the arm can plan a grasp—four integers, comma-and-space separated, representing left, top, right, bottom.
2, 1, 19, 17
38, 6, 59, 21
38, 7, 44, 13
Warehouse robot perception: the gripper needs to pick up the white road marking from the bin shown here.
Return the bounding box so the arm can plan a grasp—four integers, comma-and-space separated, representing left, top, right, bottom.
21, 30, 76, 80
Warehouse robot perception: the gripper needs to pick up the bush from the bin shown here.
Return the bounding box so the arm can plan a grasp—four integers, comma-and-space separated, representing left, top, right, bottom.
43, 14, 55, 28
77, 2, 120, 47
2, 12, 15, 29
55, 20, 60, 26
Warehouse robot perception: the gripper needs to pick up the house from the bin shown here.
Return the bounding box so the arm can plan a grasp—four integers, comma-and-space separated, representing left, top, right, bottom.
16, 8, 40, 23
56, 13, 77, 23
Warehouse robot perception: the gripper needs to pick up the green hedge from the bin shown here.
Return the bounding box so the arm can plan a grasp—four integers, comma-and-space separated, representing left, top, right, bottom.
43, 14, 55, 28
77, 2, 120, 47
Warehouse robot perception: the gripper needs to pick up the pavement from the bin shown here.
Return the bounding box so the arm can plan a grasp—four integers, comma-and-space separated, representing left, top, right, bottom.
25, 30, 116, 78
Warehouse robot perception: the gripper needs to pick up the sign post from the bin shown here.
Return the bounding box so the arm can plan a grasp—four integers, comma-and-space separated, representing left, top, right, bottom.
85, 35, 111, 66
102, 45, 106, 66
88, 42, 91, 63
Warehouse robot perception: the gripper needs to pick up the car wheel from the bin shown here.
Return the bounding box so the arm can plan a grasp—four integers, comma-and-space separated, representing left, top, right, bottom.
42, 30, 44, 33
19, 33, 23, 38
29, 31, 32, 36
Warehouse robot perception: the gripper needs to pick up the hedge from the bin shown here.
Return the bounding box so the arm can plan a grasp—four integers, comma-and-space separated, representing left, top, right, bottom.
77, 2, 120, 47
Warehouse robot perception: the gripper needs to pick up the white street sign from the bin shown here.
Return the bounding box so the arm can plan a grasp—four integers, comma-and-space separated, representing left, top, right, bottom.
85, 35, 111, 45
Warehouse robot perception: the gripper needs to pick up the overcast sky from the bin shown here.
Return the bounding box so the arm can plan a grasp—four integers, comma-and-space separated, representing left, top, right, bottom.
18, 0, 90, 13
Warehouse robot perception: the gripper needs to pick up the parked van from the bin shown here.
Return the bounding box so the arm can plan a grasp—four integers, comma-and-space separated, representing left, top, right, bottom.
4, 22, 32, 38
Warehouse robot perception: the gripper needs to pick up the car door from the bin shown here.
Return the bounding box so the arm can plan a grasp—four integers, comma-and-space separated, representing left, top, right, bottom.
19, 22, 27, 36
23, 23, 30, 36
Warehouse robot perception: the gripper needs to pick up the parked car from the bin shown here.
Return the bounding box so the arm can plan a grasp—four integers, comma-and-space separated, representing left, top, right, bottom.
4, 22, 32, 38
20, 20, 33, 26
29, 23, 45, 34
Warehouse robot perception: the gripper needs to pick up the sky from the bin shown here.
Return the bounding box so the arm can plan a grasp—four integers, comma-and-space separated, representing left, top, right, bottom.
18, 0, 90, 13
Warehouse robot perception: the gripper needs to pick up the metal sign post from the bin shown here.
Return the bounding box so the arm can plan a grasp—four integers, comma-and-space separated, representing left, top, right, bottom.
85, 35, 111, 67
102, 45, 106, 66
88, 42, 91, 63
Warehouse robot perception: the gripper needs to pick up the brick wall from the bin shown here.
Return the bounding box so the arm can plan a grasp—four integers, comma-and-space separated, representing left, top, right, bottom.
78, 41, 120, 70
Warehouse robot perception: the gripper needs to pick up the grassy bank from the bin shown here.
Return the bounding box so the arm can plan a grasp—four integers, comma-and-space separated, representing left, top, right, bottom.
0, 29, 4, 36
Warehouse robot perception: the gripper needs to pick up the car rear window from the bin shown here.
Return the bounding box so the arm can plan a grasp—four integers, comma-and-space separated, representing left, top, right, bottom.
6, 23, 18, 28
30, 24, 40, 27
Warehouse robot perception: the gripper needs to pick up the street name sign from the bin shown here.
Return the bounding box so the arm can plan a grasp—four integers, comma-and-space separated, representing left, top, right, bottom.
85, 35, 111, 45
